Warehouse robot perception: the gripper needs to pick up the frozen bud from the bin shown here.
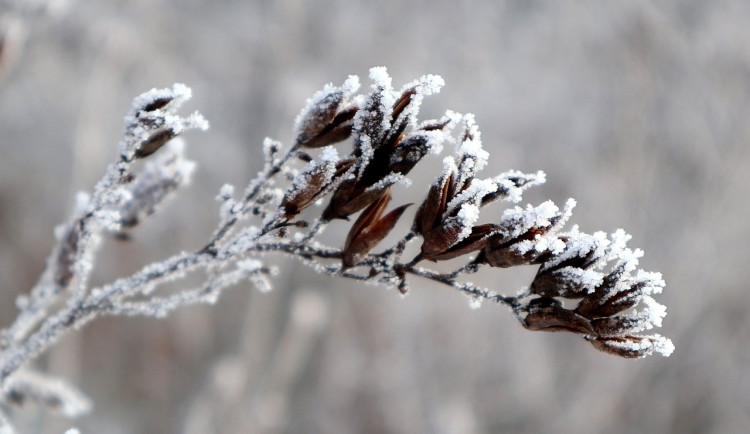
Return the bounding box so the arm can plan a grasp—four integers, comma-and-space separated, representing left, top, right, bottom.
342, 190, 410, 267
280, 148, 347, 218
530, 266, 603, 298
530, 230, 609, 297
388, 132, 433, 175
351, 67, 394, 149
295, 76, 360, 148
427, 224, 497, 261
414, 169, 453, 236
134, 129, 176, 159
523, 298, 595, 335
482, 170, 546, 205
415, 169, 496, 261
576, 268, 664, 319
322, 71, 445, 222
117, 140, 196, 231
591, 314, 645, 337
120, 83, 208, 162
391, 87, 417, 122
483, 227, 558, 268
386, 74, 445, 147
589, 334, 674, 358
483, 200, 574, 268
322, 172, 405, 221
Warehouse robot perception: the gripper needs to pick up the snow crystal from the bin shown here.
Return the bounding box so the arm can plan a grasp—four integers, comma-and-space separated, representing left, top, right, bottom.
641, 295, 667, 328
542, 226, 609, 271
237, 259, 263, 273
74, 191, 91, 210
502, 201, 558, 231
609, 229, 632, 252
318, 145, 339, 163
364, 173, 412, 192
263, 137, 281, 157
218, 183, 235, 200
446, 177, 497, 214
342, 75, 361, 94
652, 335, 675, 357
418, 74, 445, 96
455, 203, 481, 241
442, 155, 458, 173
636, 270, 666, 293
369, 66, 392, 90
250, 274, 273, 293
603, 334, 674, 358
357, 135, 375, 167
422, 129, 446, 155
493, 170, 547, 203
560, 266, 604, 291
468, 295, 483, 309
507, 200, 573, 255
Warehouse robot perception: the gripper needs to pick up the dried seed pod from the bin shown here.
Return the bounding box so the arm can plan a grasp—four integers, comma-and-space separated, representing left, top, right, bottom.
576, 269, 662, 319
531, 267, 600, 299
388, 133, 432, 175
414, 171, 452, 236
280, 149, 346, 219
116, 140, 196, 235
134, 129, 176, 159
524, 301, 595, 335
323, 70, 447, 222
295, 90, 346, 145
591, 315, 646, 337
299, 107, 358, 149
295, 76, 360, 148
483, 226, 552, 268
589, 335, 673, 359
342, 191, 411, 267
428, 224, 497, 261
391, 87, 417, 122
417, 176, 496, 260
323, 177, 397, 221
120, 84, 208, 162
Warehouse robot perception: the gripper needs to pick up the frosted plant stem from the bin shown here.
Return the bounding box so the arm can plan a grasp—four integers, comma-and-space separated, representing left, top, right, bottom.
0, 69, 673, 429
201, 143, 300, 254
1, 160, 131, 350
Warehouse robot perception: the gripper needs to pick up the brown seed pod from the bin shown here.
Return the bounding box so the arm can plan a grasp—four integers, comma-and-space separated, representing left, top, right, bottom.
342, 191, 411, 267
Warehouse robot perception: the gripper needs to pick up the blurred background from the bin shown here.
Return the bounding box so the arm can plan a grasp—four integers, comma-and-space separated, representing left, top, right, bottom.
1, 0, 749, 433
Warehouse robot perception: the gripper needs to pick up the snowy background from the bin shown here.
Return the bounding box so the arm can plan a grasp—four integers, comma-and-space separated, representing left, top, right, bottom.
1, 0, 749, 433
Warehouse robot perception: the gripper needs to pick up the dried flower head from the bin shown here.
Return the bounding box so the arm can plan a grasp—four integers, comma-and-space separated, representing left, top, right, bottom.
322, 68, 447, 220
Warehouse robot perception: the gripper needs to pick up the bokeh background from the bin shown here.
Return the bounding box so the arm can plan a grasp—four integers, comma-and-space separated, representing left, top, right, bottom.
2, 0, 749, 433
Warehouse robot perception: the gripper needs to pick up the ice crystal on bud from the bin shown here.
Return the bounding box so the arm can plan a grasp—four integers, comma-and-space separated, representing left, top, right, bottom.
119, 83, 208, 162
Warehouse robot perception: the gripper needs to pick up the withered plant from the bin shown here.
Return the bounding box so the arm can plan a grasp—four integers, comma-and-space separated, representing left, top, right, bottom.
0, 68, 673, 431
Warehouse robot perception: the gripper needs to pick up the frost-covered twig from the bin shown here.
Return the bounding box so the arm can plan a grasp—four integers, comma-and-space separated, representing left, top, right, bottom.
0, 68, 673, 427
